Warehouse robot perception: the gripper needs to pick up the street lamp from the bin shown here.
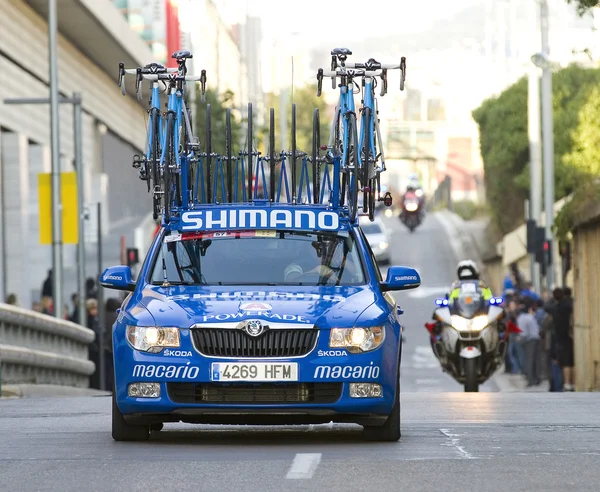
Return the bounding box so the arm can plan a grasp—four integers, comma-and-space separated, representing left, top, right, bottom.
527, 63, 542, 294
531, 0, 555, 292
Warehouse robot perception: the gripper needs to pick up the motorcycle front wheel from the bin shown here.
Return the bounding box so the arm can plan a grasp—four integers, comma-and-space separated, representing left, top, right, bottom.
464, 358, 479, 392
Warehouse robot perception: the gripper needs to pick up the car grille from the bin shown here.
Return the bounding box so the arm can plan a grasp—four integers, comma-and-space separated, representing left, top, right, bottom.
167, 382, 343, 404
190, 328, 318, 357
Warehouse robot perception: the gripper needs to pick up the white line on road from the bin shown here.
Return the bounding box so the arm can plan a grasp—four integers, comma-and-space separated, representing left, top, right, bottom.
286, 453, 322, 479
439, 429, 476, 459
415, 378, 442, 385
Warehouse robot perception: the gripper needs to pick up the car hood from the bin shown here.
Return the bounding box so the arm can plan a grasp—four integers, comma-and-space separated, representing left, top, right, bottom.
136, 285, 377, 328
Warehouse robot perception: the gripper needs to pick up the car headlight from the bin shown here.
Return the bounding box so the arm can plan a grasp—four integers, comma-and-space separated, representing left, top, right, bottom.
378, 241, 389, 250
449, 315, 489, 332
329, 327, 385, 353
126, 326, 180, 353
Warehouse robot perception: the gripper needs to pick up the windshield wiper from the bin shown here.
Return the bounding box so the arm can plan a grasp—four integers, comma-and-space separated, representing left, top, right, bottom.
151, 280, 203, 286
215, 282, 279, 286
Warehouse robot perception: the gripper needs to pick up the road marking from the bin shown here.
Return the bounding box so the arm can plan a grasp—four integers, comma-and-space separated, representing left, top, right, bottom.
286, 453, 322, 479
416, 378, 442, 385
440, 429, 476, 459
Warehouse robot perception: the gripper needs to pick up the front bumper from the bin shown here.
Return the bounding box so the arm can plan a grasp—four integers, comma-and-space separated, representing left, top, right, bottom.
114, 327, 400, 425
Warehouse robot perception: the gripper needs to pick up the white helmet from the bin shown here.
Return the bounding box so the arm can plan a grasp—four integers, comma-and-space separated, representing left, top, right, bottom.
457, 260, 479, 280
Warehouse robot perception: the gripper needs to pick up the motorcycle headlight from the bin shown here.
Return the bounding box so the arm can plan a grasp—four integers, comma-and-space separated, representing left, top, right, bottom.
405, 202, 418, 212
126, 326, 180, 353
329, 327, 385, 353
471, 315, 490, 331
450, 315, 489, 332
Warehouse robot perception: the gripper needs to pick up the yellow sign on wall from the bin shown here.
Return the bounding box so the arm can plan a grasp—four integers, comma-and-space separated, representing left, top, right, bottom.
38, 172, 79, 245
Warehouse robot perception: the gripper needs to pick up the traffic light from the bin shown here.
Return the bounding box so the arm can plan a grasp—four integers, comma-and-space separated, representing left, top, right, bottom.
544, 239, 552, 266
126, 247, 139, 268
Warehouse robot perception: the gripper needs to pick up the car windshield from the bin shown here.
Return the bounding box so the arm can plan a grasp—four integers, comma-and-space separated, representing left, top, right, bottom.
360, 222, 383, 235
150, 230, 366, 286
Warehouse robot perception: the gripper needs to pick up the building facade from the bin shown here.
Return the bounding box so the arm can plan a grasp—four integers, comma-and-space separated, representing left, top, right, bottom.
0, 0, 154, 311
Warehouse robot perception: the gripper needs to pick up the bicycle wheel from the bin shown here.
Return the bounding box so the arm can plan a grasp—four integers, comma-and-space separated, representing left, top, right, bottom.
183, 107, 193, 206
344, 113, 359, 223
225, 108, 232, 202
291, 103, 297, 202
269, 108, 275, 201
163, 112, 176, 222
247, 102, 253, 200
361, 107, 372, 213
150, 107, 161, 220
312, 108, 320, 204
206, 104, 212, 203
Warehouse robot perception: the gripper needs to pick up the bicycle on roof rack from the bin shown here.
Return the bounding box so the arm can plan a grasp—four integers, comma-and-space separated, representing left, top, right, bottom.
317, 48, 406, 221
118, 50, 207, 222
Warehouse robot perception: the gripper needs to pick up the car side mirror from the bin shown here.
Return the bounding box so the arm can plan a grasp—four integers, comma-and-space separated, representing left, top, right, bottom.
380, 266, 421, 292
100, 265, 136, 292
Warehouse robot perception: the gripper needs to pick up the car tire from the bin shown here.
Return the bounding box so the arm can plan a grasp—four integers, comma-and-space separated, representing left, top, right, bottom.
363, 363, 401, 442
112, 393, 150, 442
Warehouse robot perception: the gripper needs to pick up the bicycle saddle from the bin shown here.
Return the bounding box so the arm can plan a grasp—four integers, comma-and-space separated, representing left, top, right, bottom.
143, 62, 167, 73
331, 48, 352, 56
172, 50, 192, 59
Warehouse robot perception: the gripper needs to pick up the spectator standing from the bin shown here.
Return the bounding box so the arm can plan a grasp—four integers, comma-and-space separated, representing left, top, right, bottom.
41, 269, 53, 298
545, 288, 574, 391
5, 293, 17, 305
85, 277, 98, 300
506, 299, 523, 374
86, 298, 101, 389
517, 296, 542, 387
104, 298, 121, 392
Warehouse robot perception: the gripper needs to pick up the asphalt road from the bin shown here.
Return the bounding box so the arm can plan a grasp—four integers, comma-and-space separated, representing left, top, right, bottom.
381, 211, 499, 392
1, 393, 599, 491
8, 211, 590, 492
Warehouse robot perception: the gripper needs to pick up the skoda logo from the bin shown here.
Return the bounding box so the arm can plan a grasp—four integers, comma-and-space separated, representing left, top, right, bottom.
243, 319, 264, 337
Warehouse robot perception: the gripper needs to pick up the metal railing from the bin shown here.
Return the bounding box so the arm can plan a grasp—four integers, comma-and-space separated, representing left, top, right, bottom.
0, 303, 96, 392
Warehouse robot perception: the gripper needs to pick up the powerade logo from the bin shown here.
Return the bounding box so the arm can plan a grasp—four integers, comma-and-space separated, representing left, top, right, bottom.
180, 208, 340, 231
132, 362, 199, 379
201, 313, 310, 323
313, 362, 380, 379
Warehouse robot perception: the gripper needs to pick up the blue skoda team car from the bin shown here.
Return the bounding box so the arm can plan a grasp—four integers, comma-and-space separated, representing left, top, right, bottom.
101, 205, 421, 441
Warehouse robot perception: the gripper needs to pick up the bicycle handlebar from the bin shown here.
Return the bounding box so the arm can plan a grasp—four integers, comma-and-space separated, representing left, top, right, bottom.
316, 56, 406, 96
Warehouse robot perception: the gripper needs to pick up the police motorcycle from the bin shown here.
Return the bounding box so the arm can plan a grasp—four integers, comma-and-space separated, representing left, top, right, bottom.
424, 261, 508, 392
399, 187, 422, 232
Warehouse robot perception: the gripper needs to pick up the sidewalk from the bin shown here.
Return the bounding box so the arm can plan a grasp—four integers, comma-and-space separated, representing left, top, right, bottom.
1, 384, 111, 399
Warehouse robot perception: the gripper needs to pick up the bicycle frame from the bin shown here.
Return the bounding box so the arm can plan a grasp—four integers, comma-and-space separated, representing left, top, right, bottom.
161, 78, 194, 208
358, 78, 381, 178
146, 80, 165, 165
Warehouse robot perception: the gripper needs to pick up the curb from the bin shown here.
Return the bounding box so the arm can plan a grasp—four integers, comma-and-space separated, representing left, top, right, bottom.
1, 384, 112, 399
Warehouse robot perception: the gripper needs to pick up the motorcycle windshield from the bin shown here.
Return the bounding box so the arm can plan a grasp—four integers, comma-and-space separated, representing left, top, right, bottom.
452, 282, 486, 319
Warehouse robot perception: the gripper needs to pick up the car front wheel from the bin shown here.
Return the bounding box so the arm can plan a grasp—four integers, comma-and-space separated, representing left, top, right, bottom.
112, 393, 150, 442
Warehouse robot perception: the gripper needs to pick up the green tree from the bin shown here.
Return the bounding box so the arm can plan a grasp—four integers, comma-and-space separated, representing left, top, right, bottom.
194, 88, 243, 155
564, 85, 600, 176
472, 64, 600, 233
566, 0, 599, 14
264, 85, 331, 154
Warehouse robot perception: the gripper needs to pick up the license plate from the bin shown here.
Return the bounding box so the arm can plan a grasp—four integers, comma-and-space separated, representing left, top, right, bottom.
211, 362, 298, 382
